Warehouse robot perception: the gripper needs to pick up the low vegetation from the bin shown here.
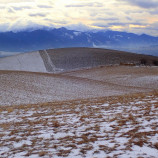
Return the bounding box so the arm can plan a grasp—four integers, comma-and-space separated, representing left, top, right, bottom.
153, 60, 158, 66
0, 91, 157, 157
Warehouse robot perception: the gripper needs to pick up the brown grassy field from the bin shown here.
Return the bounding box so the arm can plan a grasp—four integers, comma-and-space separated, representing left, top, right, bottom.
0, 91, 158, 157
0, 66, 158, 106
0, 65, 158, 157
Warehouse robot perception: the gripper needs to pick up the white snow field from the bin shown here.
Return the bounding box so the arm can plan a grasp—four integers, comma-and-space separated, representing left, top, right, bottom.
0, 51, 47, 72
0, 92, 157, 157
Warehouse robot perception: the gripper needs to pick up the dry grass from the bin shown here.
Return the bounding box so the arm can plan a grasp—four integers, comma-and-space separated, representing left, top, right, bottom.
1, 66, 158, 106
154, 143, 158, 150
0, 91, 157, 157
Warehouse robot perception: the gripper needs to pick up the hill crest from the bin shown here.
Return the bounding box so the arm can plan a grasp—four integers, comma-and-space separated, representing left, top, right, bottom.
0, 47, 158, 73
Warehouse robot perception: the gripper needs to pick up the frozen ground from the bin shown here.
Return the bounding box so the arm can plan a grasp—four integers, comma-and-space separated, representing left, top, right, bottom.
0, 70, 138, 106
65, 66, 158, 89
1, 48, 158, 73
0, 66, 158, 157
0, 66, 158, 106
0, 92, 157, 157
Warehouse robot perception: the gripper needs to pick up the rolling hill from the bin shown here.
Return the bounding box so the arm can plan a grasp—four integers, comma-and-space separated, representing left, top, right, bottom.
0, 47, 158, 157
0, 47, 158, 73
0, 47, 158, 106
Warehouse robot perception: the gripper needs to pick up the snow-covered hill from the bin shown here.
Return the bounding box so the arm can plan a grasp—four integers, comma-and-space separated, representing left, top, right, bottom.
0, 48, 158, 73
0, 51, 46, 72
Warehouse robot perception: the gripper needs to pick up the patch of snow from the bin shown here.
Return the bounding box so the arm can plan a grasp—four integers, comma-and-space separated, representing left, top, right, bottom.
73, 31, 81, 36
0, 51, 47, 72
131, 145, 158, 157
65, 33, 74, 39
38, 133, 52, 139
13, 140, 32, 148
101, 103, 109, 107
116, 35, 123, 38
54, 132, 74, 139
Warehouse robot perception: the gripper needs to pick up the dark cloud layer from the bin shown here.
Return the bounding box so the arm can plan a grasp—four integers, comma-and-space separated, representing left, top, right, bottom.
120, 0, 158, 8
12, 6, 32, 10
29, 13, 47, 17
37, 5, 53, 9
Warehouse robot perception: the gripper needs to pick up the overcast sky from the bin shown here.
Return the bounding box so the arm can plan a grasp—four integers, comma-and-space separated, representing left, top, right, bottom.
0, 0, 158, 36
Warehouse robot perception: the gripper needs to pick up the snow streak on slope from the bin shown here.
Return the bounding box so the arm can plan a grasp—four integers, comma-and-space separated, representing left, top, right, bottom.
1, 48, 158, 73
39, 50, 63, 73
0, 51, 47, 72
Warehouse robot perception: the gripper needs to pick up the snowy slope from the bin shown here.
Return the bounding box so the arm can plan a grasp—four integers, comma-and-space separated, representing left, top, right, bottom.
0, 48, 158, 73
0, 51, 47, 72
0, 66, 158, 106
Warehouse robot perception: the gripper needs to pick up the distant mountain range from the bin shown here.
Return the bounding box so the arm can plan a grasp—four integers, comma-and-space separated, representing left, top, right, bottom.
0, 27, 158, 57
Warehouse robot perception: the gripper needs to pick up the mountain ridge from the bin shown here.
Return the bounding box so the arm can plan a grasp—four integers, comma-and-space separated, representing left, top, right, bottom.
0, 28, 158, 57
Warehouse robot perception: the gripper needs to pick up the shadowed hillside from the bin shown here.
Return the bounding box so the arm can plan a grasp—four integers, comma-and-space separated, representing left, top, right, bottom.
43, 48, 158, 72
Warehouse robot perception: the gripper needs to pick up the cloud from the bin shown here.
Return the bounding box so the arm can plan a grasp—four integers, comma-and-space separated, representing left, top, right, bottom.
146, 22, 158, 32
66, 3, 93, 8
0, 0, 158, 36
149, 10, 158, 15
66, 23, 92, 32
0, 0, 33, 4
0, 5, 5, 9
120, 0, 158, 9
29, 13, 47, 17
95, 17, 119, 21
92, 22, 128, 29
11, 6, 32, 10
50, 20, 67, 25
65, 2, 102, 8
6, 20, 48, 32
37, 5, 53, 9
92, 23, 108, 28
8, 7, 15, 13
108, 22, 127, 26
0, 23, 10, 32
